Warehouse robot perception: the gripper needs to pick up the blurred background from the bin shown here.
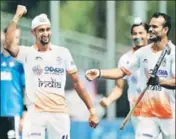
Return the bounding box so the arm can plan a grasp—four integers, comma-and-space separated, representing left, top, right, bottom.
1, 1, 175, 139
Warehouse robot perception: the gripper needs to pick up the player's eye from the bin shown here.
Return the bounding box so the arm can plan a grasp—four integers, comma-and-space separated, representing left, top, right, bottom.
46, 28, 50, 31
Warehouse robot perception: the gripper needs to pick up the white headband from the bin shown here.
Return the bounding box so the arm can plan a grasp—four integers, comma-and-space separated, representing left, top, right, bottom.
133, 17, 142, 25
31, 13, 51, 30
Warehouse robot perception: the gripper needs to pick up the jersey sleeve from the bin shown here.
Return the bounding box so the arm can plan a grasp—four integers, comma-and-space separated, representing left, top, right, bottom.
64, 48, 77, 74
16, 46, 29, 64
118, 55, 125, 68
120, 50, 141, 76
118, 55, 127, 79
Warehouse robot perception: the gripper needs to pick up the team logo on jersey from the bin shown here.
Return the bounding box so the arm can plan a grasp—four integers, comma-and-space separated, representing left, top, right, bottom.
9, 61, 15, 67
149, 69, 168, 77
35, 56, 43, 61
126, 60, 129, 64
143, 58, 148, 63
157, 69, 168, 76
1, 62, 7, 67
32, 65, 43, 76
38, 78, 61, 88
44, 66, 64, 75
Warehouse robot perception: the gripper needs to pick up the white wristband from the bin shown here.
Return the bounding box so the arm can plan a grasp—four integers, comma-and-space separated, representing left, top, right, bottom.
12, 16, 19, 23
89, 108, 96, 115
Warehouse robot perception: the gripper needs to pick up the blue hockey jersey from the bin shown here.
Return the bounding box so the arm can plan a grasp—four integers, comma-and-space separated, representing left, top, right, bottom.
1, 53, 25, 116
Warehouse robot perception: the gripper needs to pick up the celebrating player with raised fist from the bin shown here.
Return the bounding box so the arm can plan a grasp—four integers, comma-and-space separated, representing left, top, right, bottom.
5, 5, 99, 139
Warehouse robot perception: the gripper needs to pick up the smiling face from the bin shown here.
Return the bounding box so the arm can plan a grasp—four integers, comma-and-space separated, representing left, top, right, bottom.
33, 24, 51, 46
149, 16, 168, 42
131, 25, 148, 48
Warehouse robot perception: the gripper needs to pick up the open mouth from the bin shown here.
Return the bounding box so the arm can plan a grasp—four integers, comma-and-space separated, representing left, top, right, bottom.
42, 37, 49, 41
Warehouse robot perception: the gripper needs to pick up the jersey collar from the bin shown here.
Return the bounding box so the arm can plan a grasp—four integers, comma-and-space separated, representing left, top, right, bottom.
33, 43, 52, 51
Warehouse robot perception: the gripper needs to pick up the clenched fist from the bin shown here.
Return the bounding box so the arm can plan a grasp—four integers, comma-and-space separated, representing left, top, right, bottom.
85, 69, 100, 81
16, 5, 27, 17
13, 5, 27, 23
99, 97, 111, 108
88, 114, 99, 128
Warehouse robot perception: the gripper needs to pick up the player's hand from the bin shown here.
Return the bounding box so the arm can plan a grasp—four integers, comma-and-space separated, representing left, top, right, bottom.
15, 5, 27, 18
99, 97, 110, 108
147, 74, 160, 86
88, 114, 99, 128
85, 69, 100, 81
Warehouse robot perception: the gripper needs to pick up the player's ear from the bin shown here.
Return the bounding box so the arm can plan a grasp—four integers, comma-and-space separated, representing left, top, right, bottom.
31, 29, 35, 36
163, 27, 169, 35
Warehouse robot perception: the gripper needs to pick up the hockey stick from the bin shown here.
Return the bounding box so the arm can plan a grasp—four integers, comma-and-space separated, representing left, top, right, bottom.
119, 44, 171, 130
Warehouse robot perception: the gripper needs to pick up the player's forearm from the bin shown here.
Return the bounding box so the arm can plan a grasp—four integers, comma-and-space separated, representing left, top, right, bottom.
100, 68, 126, 80
5, 15, 20, 57
107, 87, 123, 104
73, 81, 95, 110
160, 78, 176, 89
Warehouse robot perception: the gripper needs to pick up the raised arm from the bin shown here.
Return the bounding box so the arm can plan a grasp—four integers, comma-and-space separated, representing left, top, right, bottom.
4, 5, 27, 57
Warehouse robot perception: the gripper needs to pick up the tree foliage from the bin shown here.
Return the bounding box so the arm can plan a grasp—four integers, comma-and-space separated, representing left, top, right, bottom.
1, 1, 175, 44
147, 1, 176, 44
0, 0, 49, 18
60, 1, 96, 36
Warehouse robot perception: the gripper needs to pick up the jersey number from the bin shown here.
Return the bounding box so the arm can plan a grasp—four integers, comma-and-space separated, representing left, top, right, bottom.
149, 85, 162, 91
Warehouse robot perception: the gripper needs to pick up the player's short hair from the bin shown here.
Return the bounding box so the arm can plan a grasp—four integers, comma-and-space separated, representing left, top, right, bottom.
130, 22, 149, 34
151, 12, 171, 36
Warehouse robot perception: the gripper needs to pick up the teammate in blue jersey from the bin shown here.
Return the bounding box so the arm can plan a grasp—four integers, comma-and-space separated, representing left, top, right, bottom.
0, 27, 25, 139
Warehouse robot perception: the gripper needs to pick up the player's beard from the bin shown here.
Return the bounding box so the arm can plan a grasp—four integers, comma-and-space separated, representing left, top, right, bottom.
40, 36, 50, 46
149, 32, 161, 43
149, 35, 161, 43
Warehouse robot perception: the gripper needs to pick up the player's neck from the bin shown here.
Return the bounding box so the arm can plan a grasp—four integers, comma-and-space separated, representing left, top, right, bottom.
152, 37, 168, 52
35, 42, 51, 52
133, 44, 145, 52
133, 46, 140, 51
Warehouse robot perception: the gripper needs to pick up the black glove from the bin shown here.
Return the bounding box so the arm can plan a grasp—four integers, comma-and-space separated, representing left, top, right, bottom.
147, 75, 160, 86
